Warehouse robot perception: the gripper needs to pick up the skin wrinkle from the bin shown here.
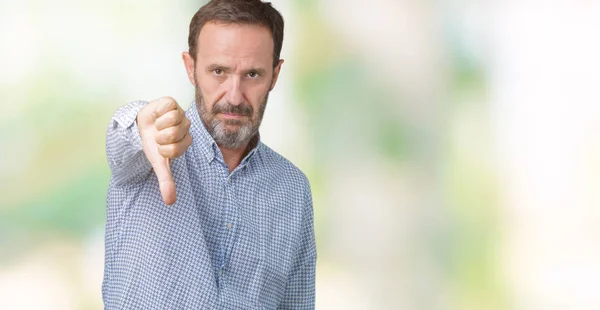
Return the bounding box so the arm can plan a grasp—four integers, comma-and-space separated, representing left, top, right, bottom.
183, 22, 282, 164
195, 79, 268, 150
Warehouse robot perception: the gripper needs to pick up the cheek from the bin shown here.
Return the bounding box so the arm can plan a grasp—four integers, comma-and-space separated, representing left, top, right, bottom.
197, 79, 224, 104
245, 83, 270, 106
197, 74, 219, 90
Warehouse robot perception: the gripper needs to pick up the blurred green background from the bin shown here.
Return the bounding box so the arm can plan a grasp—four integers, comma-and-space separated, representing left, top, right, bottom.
1, 1, 599, 309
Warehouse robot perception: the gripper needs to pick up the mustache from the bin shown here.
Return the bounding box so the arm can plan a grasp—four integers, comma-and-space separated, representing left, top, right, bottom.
212, 101, 253, 117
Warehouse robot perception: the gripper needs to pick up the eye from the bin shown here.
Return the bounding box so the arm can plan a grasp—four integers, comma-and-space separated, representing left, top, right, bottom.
247, 71, 259, 78
212, 69, 224, 76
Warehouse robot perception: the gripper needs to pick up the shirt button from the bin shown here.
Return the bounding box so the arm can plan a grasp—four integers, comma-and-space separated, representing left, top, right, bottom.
227, 223, 233, 229
219, 269, 223, 276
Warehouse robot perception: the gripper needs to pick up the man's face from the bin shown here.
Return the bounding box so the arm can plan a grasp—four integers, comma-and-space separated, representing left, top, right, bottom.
185, 22, 283, 149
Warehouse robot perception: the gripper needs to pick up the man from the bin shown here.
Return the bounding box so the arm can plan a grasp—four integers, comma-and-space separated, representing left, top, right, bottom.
103, 0, 316, 309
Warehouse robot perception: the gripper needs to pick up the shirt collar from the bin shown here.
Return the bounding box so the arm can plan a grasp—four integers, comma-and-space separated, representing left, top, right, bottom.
187, 101, 261, 166
240, 133, 260, 167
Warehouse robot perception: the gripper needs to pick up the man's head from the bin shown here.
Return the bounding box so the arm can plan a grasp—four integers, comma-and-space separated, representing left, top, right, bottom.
182, 0, 285, 149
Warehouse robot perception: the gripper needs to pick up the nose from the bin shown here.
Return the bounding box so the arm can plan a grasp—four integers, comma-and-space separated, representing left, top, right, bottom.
224, 75, 243, 106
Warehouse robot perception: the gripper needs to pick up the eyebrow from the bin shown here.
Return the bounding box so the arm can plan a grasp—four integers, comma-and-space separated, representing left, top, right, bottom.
206, 64, 267, 75
245, 67, 267, 76
206, 64, 232, 72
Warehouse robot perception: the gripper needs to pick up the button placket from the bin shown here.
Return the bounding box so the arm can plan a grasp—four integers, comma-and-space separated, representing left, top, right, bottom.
221, 173, 238, 273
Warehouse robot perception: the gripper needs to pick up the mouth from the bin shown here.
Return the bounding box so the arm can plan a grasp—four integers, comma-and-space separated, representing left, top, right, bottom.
219, 112, 248, 120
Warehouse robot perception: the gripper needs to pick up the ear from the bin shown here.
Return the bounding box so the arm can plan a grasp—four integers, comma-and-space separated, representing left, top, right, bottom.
182, 52, 196, 86
269, 59, 284, 91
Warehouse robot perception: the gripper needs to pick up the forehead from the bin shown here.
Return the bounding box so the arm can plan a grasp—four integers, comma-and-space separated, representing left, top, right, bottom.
197, 22, 274, 66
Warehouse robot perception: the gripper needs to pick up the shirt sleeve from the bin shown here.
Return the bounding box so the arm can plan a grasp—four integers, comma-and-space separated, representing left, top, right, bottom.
105, 100, 152, 186
278, 182, 317, 310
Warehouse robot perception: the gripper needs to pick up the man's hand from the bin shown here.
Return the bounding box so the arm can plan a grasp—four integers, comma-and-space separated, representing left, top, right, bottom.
137, 97, 192, 205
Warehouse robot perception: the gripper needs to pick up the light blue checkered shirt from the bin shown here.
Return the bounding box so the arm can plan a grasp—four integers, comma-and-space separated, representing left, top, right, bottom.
103, 100, 316, 309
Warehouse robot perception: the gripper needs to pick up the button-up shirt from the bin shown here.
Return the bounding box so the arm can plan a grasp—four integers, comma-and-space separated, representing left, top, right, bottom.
103, 101, 316, 309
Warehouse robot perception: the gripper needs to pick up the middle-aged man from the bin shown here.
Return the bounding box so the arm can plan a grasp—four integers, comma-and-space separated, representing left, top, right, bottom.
102, 0, 316, 309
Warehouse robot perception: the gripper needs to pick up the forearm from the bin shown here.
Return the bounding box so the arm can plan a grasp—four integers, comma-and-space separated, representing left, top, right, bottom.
106, 100, 152, 185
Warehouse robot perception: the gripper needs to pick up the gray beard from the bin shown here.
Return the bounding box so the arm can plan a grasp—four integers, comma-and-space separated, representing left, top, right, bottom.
207, 114, 255, 149
196, 90, 268, 149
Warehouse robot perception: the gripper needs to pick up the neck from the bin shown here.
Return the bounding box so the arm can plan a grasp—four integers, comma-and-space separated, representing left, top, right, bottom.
219, 134, 259, 173
219, 144, 246, 173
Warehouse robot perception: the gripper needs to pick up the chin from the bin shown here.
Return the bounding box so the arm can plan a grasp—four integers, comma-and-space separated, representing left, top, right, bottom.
222, 119, 246, 127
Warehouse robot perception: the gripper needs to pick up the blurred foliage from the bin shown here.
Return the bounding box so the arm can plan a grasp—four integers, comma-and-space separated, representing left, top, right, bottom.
0, 0, 506, 309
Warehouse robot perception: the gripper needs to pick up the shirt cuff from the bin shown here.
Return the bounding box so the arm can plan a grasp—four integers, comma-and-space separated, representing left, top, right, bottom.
113, 100, 148, 150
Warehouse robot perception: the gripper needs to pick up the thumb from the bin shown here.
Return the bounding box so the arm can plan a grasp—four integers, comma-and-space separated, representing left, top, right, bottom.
151, 157, 176, 205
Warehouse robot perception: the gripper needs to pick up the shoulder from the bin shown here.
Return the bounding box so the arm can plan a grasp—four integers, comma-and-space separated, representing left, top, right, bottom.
255, 142, 311, 194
